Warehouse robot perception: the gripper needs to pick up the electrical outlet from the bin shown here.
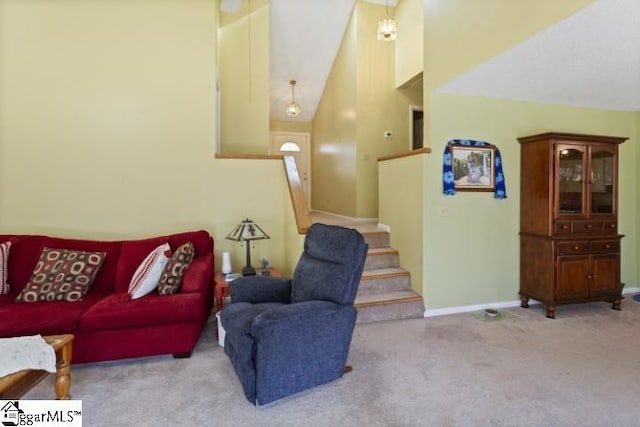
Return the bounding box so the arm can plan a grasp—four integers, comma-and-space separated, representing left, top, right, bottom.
438, 206, 449, 217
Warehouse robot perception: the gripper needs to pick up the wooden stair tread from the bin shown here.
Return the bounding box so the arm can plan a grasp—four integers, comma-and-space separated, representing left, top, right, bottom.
355, 290, 423, 308
367, 248, 398, 256
361, 267, 409, 280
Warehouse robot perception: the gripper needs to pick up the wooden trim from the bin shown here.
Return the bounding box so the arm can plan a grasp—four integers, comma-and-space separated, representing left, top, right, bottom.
517, 132, 627, 145
283, 156, 311, 234
354, 295, 424, 308
215, 153, 283, 160
378, 148, 432, 162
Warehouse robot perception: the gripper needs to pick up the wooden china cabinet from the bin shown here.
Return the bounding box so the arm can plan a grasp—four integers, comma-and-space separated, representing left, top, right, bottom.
518, 132, 627, 318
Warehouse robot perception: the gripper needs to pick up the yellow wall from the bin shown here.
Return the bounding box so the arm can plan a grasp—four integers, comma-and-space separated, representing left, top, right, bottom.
311, 5, 358, 217
423, 94, 638, 309
313, 1, 422, 218
270, 120, 312, 134
423, 0, 595, 91
378, 153, 425, 294
637, 112, 640, 276
282, 189, 306, 276
395, 0, 423, 87
0, 0, 295, 272
422, 0, 596, 145
218, 0, 270, 154
355, 1, 413, 218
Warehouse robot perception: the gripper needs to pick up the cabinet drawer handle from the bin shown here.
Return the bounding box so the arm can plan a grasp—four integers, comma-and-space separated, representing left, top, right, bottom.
572, 245, 580, 250
605, 244, 611, 249
561, 224, 569, 229
585, 224, 592, 229
609, 224, 615, 229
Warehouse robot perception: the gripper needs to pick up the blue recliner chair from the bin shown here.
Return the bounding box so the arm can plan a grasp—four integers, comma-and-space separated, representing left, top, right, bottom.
220, 223, 368, 405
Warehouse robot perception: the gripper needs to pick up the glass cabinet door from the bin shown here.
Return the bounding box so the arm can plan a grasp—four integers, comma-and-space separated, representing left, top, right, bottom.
557, 146, 585, 215
590, 146, 615, 215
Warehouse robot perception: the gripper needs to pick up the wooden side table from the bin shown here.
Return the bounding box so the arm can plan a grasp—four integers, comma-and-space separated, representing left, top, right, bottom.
0, 334, 74, 400
214, 268, 282, 312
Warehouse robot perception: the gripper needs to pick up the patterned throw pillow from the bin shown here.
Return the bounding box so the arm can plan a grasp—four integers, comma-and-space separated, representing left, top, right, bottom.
158, 242, 195, 295
16, 248, 106, 302
1, 241, 11, 295
125, 243, 171, 300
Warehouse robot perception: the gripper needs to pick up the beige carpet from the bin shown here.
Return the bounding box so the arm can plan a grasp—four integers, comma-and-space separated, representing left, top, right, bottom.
26, 298, 640, 426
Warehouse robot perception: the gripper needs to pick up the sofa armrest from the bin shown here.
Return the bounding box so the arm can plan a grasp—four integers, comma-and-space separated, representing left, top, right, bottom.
230, 277, 292, 304
181, 254, 213, 294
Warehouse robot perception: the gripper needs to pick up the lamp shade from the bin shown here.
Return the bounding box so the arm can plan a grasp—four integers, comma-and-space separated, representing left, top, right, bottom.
225, 219, 270, 276
225, 219, 270, 242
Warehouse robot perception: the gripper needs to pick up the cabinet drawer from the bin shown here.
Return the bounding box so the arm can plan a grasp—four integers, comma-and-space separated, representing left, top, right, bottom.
557, 241, 588, 255
555, 221, 572, 234
573, 220, 602, 233
602, 220, 617, 234
590, 240, 619, 253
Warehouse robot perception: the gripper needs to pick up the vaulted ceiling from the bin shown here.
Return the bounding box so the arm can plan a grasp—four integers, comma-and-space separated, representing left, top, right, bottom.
222, 0, 640, 123
437, 0, 640, 112
221, 0, 398, 122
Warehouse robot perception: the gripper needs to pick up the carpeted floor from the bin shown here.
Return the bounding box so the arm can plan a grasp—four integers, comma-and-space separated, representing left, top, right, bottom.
26, 298, 640, 426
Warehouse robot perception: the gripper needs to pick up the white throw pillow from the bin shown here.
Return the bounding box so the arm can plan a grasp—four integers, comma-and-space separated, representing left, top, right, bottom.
126, 243, 171, 300
0, 241, 11, 295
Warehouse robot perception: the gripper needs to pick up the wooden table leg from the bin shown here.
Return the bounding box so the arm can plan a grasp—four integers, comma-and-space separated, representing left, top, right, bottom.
214, 282, 230, 312
54, 340, 73, 400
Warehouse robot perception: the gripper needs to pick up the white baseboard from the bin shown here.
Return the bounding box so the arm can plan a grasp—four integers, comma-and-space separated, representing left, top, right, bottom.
424, 300, 530, 318
423, 286, 640, 318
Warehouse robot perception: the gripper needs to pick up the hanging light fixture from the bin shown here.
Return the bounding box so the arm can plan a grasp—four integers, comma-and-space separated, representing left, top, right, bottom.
377, 0, 397, 42
285, 80, 302, 117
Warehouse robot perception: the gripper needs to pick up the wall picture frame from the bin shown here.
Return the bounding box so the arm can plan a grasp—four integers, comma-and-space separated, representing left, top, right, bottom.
450, 144, 496, 192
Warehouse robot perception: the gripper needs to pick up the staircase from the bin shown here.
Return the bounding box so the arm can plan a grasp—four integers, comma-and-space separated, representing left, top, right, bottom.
354, 230, 425, 323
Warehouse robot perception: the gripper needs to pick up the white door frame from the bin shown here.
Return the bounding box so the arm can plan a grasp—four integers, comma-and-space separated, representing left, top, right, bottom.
269, 131, 312, 208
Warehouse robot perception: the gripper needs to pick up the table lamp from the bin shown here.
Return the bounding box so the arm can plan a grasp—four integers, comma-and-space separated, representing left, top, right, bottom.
225, 218, 270, 276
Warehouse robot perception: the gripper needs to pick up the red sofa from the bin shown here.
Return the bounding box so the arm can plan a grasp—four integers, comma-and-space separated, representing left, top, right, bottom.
0, 230, 214, 363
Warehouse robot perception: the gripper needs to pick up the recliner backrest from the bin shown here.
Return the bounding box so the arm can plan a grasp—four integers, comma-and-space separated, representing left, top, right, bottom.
291, 223, 367, 305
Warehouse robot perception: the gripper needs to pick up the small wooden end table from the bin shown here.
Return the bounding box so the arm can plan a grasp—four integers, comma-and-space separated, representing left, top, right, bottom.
0, 334, 74, 400
214, 268, 282, 312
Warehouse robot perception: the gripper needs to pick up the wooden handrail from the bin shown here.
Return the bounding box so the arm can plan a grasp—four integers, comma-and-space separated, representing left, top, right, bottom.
282, 156, 311, 234
215, 153, 283, 160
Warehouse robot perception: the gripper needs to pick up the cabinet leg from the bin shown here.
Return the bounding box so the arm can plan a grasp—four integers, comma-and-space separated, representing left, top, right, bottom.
611, 299, 622, 311
520, 296, 529, 308
545, 306, 556, 319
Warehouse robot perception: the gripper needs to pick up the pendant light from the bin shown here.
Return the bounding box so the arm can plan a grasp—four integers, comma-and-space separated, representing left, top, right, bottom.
377, 0, 397, 41
285, 80, 302, 117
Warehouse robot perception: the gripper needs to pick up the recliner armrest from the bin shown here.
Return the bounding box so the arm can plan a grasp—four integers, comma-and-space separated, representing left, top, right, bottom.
230, 277, 292, 304
250, 300, 346, 333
